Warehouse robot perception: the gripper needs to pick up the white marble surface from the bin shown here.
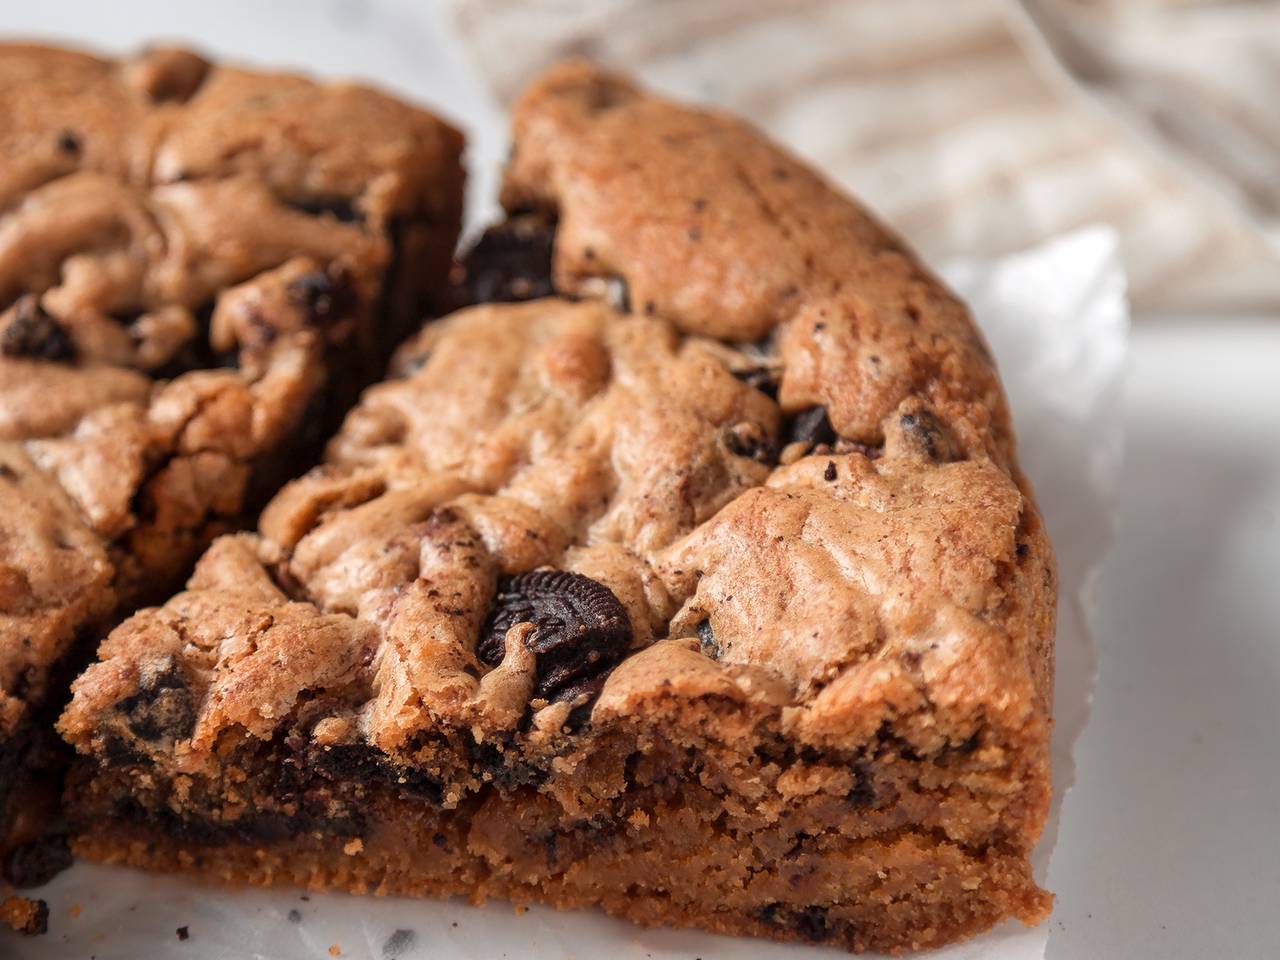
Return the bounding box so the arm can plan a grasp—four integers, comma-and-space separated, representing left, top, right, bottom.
3, 3, 1279, 958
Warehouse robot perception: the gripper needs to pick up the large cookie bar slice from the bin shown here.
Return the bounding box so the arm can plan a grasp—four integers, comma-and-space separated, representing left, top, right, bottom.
59, 61, 1053, 952
0, 43, 463, 879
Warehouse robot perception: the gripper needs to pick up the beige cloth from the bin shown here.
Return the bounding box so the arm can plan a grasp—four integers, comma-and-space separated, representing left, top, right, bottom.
447, 0, 1280, 315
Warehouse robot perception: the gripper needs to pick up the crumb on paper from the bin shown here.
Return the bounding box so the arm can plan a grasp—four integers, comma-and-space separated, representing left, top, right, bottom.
287, 908, 302, 923
177, 925, 190, 941
342, 838, 364, 855
1, 895, 49, 936
329, 945, 341, 957
514, 904, 528, 916
68, 903, 82, 919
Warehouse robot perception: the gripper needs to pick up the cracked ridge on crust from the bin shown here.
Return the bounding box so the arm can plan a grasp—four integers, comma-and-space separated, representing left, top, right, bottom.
60, 61, 1055, 951
0, 42, 463, 853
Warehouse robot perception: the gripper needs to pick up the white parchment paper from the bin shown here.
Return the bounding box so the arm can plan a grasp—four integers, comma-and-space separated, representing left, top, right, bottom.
13, 228, 1127, 960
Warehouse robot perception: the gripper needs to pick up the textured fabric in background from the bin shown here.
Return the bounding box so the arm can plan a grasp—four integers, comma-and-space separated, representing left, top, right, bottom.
446, 0, 1280, 316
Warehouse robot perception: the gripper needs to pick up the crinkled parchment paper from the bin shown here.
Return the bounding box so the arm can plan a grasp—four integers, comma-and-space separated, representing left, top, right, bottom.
14, 228, 1127, 960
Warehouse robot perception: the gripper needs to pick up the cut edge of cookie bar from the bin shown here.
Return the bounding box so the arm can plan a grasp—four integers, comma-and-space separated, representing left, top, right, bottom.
0, 42, 464, 885
57, 61, 1054, 953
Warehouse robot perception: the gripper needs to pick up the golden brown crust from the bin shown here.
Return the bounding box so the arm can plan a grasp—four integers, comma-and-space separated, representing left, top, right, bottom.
60, 61, 1055, 952
0, 41, 463, 846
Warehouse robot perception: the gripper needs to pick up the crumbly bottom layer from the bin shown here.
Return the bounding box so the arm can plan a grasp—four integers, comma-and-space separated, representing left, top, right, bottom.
71, 785, 1050, 954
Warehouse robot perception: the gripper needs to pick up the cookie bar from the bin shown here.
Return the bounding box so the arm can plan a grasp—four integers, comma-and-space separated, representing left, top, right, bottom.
0, 43, 463, 879
59, 62, 1054, 953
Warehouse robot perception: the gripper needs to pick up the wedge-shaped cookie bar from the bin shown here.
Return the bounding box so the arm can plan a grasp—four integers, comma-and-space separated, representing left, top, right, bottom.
61, 62, 1054, 952
0, 43, 463, 881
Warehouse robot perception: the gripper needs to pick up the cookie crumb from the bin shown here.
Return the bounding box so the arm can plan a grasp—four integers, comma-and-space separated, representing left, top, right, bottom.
1, 895, 49, 936
176, 926, 190, 941
68, 903, 82, 919
329, 945, 341, 957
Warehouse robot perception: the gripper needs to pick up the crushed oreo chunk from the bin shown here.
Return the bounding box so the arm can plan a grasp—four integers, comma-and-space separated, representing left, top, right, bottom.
479, 571, 632, 702
114, 658, 195, 744
1, 297, 76, 362
454, 211, 557, 306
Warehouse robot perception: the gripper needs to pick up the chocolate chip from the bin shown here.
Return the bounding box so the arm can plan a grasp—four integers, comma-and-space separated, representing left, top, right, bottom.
823, 460, 837, 482
955, 731, 981, 754
731, 365, 781, 400
56, 130, 81, 154
725, 422, 775, 464
793, 906, 830, 942
784, 406, 836, 449
479, 571, 632, 703
847, 759, 875, 808
287, 269, 357, 327
755, 903, 830, 942
286, 196, 364, 224
454, 211, 556, 306
696, 619, 719, 659
115, 659, 195, 743
898, 410, 954, 462
3, 834, 73, 889
1, 297, 76, 363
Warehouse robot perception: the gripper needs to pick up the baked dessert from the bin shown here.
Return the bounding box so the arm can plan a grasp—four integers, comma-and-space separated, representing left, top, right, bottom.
0, 43, 463, 884
59, 61, 1055, 953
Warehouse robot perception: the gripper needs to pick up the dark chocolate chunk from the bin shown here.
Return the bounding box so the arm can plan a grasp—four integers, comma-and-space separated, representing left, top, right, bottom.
1, 297, 76, 363
725, 423, 776, 464
898, 409, 954, 462
57, 129, 81, 154
454, 211, 557, 306
784, 405, 836, 449
176, 926, 190, 941
793, 906, 830, 942
479, 570, 632, 702
755, 903, 831, 943
3, 834, 73, 889
696, 619, 719, 659
114, 659, 195, 744
286, 196, 364, 224
847, 759, 876, 808
287, 268, 358, 328
823, 460, 838, 482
